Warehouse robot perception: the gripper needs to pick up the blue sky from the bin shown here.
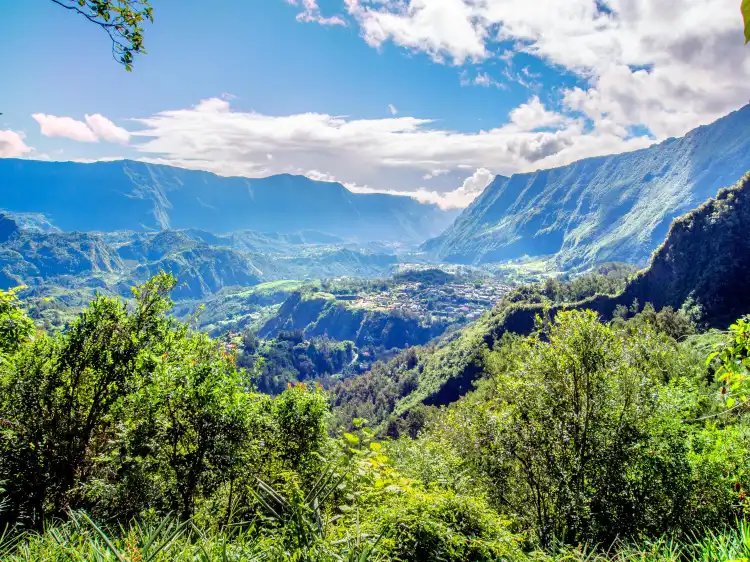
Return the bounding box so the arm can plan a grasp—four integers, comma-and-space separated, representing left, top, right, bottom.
1, 0, 747, 208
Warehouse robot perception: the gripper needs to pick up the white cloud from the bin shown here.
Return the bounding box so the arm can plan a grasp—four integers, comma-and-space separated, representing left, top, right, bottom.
287, 0, 346, 25
0, 130, 33, 158
340, 0, 750, 142
33, 114, 98, 142
461, 71, 506, 89
423, 168, 449, 180
345, 0, 487, 64
509, 96, 568, 130
388, 104, 398, 115
304, 169, 338, 182
85, 114, 131, 144
414, 167, 495, 209
345, 167, 494, 209
33, 113, 131, 144
125, 95, 653, 208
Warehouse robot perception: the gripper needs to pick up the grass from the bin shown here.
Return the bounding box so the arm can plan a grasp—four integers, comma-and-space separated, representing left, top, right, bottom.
548, 521, 750, 562
3, 516, 749, 561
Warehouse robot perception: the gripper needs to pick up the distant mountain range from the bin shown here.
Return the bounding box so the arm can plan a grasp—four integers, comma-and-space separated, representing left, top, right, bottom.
424, 104, 750, 269
0, 216, 400, 301
0, 159, 457, 244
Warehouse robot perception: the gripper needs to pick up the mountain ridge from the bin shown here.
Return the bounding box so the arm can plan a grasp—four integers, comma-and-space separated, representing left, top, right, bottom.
424, 104, 750, 268
0, 159, 457, 244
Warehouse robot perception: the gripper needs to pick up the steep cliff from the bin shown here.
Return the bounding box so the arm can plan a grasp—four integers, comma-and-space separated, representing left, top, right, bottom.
425, 105, 750, 268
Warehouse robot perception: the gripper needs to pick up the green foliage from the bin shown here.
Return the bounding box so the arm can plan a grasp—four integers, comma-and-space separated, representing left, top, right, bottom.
50, 0, 153, 70
477, 312, 693, 544
109, 333, 253, 521
743, 0, 750, 44
2, 274, 750, 561
239, 332, 356, 394
271, 383, 329, 471
706, 316, 750, 411
410, 311, 749, 548
0, 273, 177, 526
368, 487, 523, 562
0, 286, 34, 358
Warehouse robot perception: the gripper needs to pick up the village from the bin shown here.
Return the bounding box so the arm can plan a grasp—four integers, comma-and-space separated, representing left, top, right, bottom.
342, 279, 513, 324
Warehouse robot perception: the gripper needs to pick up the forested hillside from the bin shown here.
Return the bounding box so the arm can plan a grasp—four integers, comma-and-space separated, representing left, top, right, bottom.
1, 272, 748, 561
424, 105, 750, 269
259, 290, 449, 350
334, 173, 750, 434
0, 219, 403, 321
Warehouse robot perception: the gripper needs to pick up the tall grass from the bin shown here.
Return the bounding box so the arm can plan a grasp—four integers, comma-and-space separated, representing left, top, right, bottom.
2, 514, 748, 561
551, 520, 750, 562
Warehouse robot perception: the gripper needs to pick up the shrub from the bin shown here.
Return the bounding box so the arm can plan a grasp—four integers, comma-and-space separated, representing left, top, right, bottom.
369, 487, 525, 562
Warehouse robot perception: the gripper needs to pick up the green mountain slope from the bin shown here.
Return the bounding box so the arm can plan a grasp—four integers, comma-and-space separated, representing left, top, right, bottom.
259, 290, 449, 350
335, 172, 750, 430
424, 105, 750, 268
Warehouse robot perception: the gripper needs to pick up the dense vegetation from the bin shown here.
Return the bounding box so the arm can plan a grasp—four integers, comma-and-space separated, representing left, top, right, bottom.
333, 173, 750, 435
236, 329, 357, 394
330, 262, 640, 434
259, 289, 449, 351
0, 273, 748, 561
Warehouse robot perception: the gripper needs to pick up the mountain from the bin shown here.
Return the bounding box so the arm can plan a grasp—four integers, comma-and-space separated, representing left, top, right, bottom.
424, 105, 750, 268
0, 159, 455, 244
335, 172, 750, 431
0, 216, 403, 303
0, 215, 124, 288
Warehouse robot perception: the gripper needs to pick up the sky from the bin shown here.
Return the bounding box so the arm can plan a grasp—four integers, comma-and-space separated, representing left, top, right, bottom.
1, 0, 748, 209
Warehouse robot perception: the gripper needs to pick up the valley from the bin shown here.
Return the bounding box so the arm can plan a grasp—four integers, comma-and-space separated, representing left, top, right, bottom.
5, 2, 750, 561
2, 96, 750, 562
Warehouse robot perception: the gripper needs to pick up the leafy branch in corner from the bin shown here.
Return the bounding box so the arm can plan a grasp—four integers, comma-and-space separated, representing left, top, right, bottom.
49, 0, 153, 70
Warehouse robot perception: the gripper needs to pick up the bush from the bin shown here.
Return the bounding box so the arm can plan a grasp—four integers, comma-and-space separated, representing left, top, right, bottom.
369, 487, 524, 562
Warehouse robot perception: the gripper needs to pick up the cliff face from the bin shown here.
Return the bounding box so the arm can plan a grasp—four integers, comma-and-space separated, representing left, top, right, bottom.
0, 160, 455, 244
259, 292, 448, 349
377, 172, 750, 421
622, 172, 750, 326
424, 105, 750, 269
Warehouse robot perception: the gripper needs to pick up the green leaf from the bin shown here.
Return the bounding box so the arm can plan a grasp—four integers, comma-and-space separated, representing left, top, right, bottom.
343, 432, 359, 445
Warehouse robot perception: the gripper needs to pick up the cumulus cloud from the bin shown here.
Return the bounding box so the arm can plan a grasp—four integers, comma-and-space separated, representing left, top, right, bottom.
340, 0, 750, 141
509, 96, 568, 130
85, 114, 131, 144
461, 70, 506, 89
423, 168, 449, 180
287, 0, 346, 25
126, 95, 653, 207
413, 167, 495, 209
33, 114, 98, 142
33, 113, 131, 144
344, 167, 494, 209
0, 130, 33, 158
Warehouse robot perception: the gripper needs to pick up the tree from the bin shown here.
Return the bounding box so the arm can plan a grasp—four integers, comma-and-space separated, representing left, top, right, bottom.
744, 0, 750, 44
0, 273, 176, 527
118, 331, 254, 520
0, 287, 34, 359
50, 0, 153, 70
448, 311, 693, 545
